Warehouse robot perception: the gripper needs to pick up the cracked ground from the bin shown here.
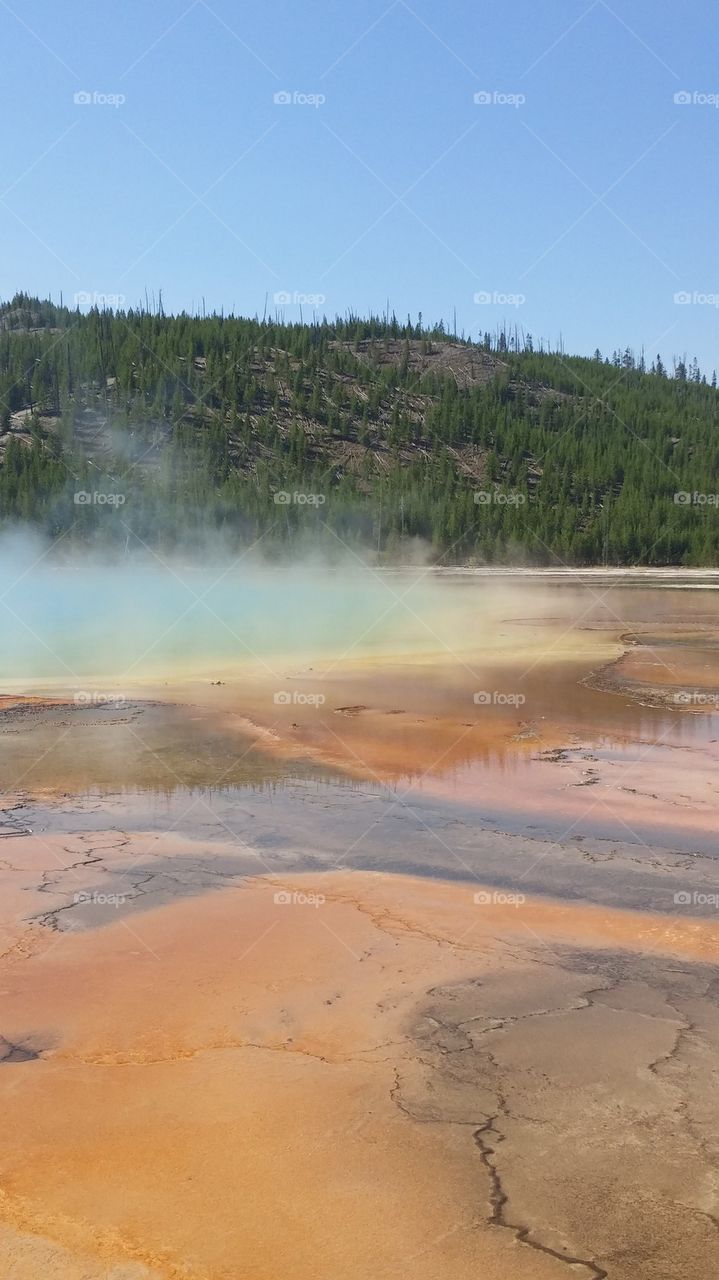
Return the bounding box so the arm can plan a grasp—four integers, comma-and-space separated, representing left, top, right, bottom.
0, 816, 718, 1279
0, 590, 718, 1279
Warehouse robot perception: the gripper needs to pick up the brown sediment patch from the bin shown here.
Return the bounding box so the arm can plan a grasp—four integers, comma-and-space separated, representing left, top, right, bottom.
3, 584, 716, 804
0, 697, 324, 796
170, 606, 717, 803
583, 627, 719, 709
2, 651, 717, 854
0, 870, 718, 1279
199, 657, 612, 786
0, 695, 71, 718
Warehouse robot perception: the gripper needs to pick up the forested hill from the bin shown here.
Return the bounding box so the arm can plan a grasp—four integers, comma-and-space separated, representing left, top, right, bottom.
0, 292, 717, 565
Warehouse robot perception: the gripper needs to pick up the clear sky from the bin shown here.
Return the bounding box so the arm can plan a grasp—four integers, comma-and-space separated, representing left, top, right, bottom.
2, 1, 717, 370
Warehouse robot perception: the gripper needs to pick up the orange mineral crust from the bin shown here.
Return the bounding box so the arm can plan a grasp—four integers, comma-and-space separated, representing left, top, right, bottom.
1, 868, 718, 1279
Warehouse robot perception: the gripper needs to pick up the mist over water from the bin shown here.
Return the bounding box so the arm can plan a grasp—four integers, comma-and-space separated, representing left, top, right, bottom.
0, 528, 542, 687
1, 529, 716, 859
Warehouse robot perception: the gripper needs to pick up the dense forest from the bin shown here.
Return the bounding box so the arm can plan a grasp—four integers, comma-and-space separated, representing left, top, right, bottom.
0, 292, 717, 564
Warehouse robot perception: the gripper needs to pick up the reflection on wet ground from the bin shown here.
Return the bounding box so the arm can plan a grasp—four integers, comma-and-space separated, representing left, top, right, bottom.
0, 699, 323, 794
1, 577, 718, 1280
2, 578, 717, 859
7, 781, 719, 933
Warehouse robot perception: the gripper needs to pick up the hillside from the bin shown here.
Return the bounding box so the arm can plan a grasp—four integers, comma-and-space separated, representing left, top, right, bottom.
0, 293, 717, 564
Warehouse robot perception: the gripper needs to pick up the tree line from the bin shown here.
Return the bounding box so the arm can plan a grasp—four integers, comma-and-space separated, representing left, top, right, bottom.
0, 294, 717, 565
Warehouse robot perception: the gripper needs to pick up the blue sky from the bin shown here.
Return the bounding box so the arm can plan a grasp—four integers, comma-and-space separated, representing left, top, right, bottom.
2, 0, 717, 370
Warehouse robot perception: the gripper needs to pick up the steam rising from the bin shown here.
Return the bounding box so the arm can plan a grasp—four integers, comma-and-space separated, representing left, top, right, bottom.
0, 528, 531, 690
